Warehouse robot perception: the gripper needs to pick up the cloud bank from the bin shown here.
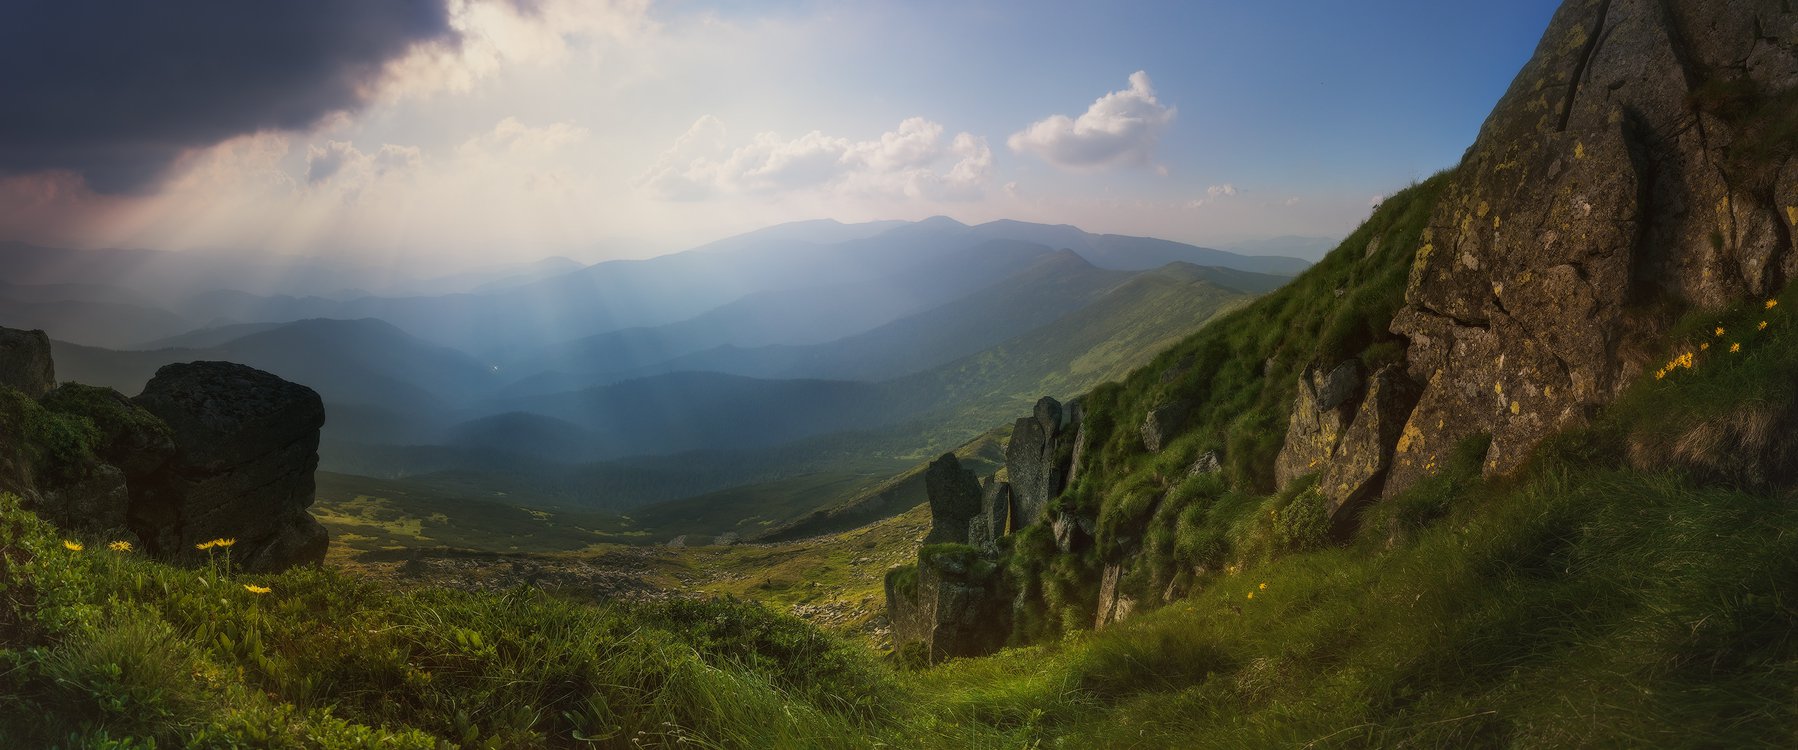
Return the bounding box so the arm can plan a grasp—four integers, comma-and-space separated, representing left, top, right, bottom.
0, 0, 457, 193
1008, 71, 1176, 170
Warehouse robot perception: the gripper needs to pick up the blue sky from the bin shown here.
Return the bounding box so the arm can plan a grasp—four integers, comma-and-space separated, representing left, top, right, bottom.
0, 0, 1562, 266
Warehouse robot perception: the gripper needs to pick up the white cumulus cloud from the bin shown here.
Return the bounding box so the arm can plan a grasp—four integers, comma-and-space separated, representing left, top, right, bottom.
1007, 71, 1175, 170
636, 116, 992, 201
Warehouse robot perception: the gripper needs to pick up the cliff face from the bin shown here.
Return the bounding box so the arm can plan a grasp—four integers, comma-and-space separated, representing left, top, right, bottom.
1388, 0, 1798, 491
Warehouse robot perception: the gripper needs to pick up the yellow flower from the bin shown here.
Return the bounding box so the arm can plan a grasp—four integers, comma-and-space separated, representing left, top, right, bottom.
195, 540, 215, 551
1760, 320, 1769, 330
108, 540, 132, 552
1730, 342, 1741, 353
214, 538, 235, 548
1246, 591, 1254, 600
1654, 369, 1666, 380
1768, 299, 1779, 309
1715, 326, 1726, 337
62, 540, 83, 552
1700, 342, 1709, 351
243, 584, 271, 595
1258, 582, 1268, 590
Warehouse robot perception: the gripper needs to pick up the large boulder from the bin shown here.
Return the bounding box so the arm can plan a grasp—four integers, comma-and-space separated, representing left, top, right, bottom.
1387, 0, 1798, 494
37, 465, 129, 534
133, 362, 328, 572
922, 453, 982, 545
0, 327, 54, 399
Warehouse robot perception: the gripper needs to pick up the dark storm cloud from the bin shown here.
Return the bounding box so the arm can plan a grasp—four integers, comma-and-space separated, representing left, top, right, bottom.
0, 1, 457, 193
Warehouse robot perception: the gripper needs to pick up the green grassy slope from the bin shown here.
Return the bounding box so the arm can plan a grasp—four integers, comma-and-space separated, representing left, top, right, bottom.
9, 285, 1795, 746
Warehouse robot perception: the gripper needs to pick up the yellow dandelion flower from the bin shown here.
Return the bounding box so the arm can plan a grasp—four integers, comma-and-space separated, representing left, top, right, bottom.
195, 540, 216, 551
1715, 326, 1726, 337
1768, 299, 1779, 309
1258, 582, 1268, 590
108, 540, 132, 552
62, 540, 83, 552
1700, 342, 1710, 351
1760, 320, 1769, 330
243, 584, 271, 595
1654, 369, 1666, 380
213, 538, 235, 548
1246, 591, 1254, 600
1730, 342, 1741, 353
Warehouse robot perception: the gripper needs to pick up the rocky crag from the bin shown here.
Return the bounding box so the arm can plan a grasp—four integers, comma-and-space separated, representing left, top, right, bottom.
889, 0, 1798, 658
0, 327, 328, 572
888, 396, 1085, 661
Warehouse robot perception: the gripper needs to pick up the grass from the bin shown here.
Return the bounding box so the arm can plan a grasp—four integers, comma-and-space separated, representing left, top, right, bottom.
0, 496, 906, 748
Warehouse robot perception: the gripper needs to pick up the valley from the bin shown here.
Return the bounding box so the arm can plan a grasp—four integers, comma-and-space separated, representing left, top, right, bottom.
3, 0, 1795, 746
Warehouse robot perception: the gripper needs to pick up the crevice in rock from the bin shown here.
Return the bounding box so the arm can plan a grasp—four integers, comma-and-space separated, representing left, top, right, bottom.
1560, 0, 1616, 132
1415, 302, 1493, 330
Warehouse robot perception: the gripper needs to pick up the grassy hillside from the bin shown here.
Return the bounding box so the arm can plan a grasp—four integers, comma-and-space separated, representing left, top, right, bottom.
9, 288, 1796, 745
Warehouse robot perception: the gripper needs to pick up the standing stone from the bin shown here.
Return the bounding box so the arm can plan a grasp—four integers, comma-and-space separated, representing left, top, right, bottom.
133, 362, 328, 572
967, 479, 1012, 549
1094, 563, 1137, 629
923, 453, 982, 545
0, 327, 55, 399
1006, 396, 1075, 528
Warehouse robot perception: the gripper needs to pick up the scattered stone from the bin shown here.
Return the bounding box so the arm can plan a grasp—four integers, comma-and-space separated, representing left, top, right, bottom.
1187, 450, 1223, 478
1140, 400, 1192, 453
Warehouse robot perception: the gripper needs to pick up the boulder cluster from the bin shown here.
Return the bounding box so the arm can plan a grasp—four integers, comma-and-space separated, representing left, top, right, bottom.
0, 327, 328, 572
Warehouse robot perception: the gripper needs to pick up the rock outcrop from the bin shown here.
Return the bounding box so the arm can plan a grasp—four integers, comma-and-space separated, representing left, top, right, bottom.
133, 361, 328, 572
922, 453, 982, 545
885, 545, 1011, 663
0, 328, 55, 399
1316, 365, 1420, 534
1273, 361, 1364, 490
894, 395, 1087, 659
1387, 0, 1798, 494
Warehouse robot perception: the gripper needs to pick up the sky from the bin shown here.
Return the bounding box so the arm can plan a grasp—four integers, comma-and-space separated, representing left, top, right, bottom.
0, 0, 1563, 268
